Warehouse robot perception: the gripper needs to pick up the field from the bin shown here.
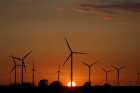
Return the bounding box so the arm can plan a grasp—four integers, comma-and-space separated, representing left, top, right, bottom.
0, 84, 140, 93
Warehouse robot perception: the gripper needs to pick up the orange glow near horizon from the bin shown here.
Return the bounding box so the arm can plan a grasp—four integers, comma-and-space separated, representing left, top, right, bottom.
67, 81, 76, 87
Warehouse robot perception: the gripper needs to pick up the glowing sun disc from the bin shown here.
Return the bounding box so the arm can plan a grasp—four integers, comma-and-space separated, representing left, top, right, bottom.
67, 81, 76, 87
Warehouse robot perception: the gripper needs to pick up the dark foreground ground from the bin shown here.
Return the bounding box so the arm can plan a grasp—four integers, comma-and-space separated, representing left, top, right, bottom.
0, 85, 140, 93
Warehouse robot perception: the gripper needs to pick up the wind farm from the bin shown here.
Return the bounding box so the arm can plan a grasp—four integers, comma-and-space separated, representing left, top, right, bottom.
10, 56, 21, 85
0, 0, 140, 93
12, 50, 32, 85
0, 38, 139, 93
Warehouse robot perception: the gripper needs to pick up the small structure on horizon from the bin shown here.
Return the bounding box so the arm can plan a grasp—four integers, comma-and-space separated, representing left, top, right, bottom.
137, 72, 140, 86
57, 65, 61, 83
32, 64, 35, 86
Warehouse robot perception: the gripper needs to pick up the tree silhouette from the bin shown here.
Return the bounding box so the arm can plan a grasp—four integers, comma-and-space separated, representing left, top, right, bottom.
39, 79, 48, 89
49, 81, 62, 93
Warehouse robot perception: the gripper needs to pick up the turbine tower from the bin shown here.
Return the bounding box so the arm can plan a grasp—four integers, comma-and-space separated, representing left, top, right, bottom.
81, 61, 96, 83
13, 50, 32, 85
63, 38, 87, 87
137, 72, 140, 86
32, 64, 35, 86
57, 65, 60, 82
102, 68, 112, 84
10, 56, 21, 85
112, 65, 125, 86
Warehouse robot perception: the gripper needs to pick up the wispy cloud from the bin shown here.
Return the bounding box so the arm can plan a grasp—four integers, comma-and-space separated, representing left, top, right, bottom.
80, 3, 140, 12
79, 0, 140, 13
72, 0, 140, 22
73, 7, 113, 21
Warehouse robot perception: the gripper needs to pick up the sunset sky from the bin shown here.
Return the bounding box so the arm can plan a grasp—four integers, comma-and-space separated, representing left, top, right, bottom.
0, 0, 140, 86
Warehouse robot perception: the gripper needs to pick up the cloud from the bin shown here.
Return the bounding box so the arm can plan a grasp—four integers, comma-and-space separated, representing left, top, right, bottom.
80, 0, 140, 4
72, 0, 140, 22
73, 8, 113, 21
79, 0, 140, 13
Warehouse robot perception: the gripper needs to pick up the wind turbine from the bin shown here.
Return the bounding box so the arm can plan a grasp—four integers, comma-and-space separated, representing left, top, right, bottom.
81, 61, 96, 83
32, 64, 35, 86
112, 65, 125, 86
137, 72, 140, 86
12, 50, 32, 85
57, 65, 61, 82
102, 68, 112, 84
10, 56, 21, 85
63, 38, 87, 87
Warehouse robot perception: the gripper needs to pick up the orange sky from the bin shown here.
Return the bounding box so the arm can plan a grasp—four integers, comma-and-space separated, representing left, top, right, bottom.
0, 0, 140, 86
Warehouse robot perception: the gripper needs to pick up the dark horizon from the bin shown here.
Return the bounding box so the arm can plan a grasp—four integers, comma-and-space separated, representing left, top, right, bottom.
0, 0, 140, 87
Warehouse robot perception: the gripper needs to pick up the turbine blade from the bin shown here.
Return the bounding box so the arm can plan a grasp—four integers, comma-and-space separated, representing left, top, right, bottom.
23, 62, 27, 72
12, 57, 17, 65
12, 56, 22, 61
23, 50, 32, 59
9, 56, 16, 65
107, 70, 113, 72
81, 61, 89, 67
73, 52, 88, 54
102, 68, 106, 72
111, 65, 118, 70
63, 54, 71, 66
102, 68, 113, 72
64, 38, 72, 51
11, 66, 16, 72
91, 62, 96, 67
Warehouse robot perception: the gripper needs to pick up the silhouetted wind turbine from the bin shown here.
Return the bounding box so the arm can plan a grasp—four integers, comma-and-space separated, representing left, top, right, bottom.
32, 64, 35, 86
112, 65, 125, 86
10, 56, 21, 85
102, 68, 112, 84
57, 65, 61, 82
63, 38, 87, 87
13, 50, 32, 85
137, 72, 140, 86
81, 61, 96, 83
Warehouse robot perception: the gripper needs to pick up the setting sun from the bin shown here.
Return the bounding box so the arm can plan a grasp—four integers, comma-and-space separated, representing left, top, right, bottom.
67, 81, 76, 87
